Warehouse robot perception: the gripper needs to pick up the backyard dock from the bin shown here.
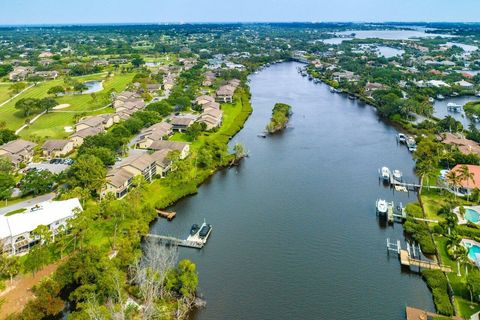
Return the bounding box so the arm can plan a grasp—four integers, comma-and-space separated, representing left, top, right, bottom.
156, 209, 176, 221
386, 239, 452, 272
145, 234, 204, 249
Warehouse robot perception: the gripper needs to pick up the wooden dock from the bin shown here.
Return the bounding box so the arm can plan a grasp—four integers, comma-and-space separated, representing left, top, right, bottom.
400, 250, 452, 272
145, 234, 204, 249
156, 209, 176, 221
386, 239, 452, 272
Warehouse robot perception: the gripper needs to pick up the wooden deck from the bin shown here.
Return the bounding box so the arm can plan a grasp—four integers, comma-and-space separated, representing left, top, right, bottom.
400, 250, 452, 272
406, 306, 462, 320
156, 209, 176, 221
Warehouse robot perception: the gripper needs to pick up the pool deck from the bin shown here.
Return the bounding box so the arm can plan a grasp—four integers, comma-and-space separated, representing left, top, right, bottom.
461, 238, 480, 266
454, 205, 480, 225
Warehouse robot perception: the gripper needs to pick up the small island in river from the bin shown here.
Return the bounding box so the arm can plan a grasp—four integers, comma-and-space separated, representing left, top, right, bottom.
266, 103, 292, 134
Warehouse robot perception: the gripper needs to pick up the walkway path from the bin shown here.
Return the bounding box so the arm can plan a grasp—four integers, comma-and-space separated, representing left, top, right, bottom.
15, 110, 47, 134
0, 84, 35, 108
0, 192, 55, 216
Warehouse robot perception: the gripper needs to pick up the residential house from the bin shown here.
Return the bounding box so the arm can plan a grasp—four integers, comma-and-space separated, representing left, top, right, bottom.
34, 70, 59, 80
42, 140, 74, 158
113, 91, 145, 115
104, 154, 157, 198
148, 141, 190, 159
9, 66, 33, 81
170, 115, 197, 132
0, 198, 82, 256
0, 139, 37, 167
455, 80, 474, 88
332, 71, 360, 82
38, 51, 54, 58
216, 85, 236, 103
76, 114, 115, 132
137, 122, 173, 149
150, 149, 173, 177
449, 164, 480, 196
199, 108, 223, 130
365, 82, 387, 92
438, 132, 480, 157
70, 127, 103, 147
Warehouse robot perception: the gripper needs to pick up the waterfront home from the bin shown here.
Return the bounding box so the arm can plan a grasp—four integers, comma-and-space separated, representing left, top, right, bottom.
454, 80, 474, 88
405, 306, 463, 320
438, 132, 480, 157
148, 141, 190, 159
195, 95, 216, 106
42, 139, 74, 158
104, 153, 157, 198
199, 108, 223, 130
108, 58, 128, 65
170, 115, 197, 132
365, 82, 387, 92
332, 71, 360, 82
150, 149, 173, 177
70, 127, 104, 147
137, 122, 174, 149
0, 198, 82, 256
448, 164, 480, 196
0, 139, 37, 168
216, 85, 236, 103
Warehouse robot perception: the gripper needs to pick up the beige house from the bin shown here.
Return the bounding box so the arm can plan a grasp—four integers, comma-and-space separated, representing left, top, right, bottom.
149, 141, 190, 159
150, 149, 173, 177
104, 153, 157, 198
70, 127, 103, 147
9, 67, 34, 81
0, 139, 37, 167
137, 122, 173, 149
170, 115, 197, 132
76, 114, 115, 132
199, 108, 223, 130
42, 140, 74, 158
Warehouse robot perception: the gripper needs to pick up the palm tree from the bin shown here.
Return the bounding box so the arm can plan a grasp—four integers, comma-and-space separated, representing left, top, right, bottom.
446, 170, 462, 199
415, 159, 437, 194
459, 165, 475, 201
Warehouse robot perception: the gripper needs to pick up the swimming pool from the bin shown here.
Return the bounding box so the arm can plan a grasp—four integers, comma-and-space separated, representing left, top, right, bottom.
466, 242, 480, 261
465, 208, 480, 224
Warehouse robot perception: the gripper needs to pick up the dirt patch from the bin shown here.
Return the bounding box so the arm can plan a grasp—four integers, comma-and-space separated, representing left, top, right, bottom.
53, 103, 70, 110
0, 260, 64, 318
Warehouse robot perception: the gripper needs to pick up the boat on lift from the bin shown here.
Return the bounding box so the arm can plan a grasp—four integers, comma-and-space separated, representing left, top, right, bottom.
392, 169, 403, 182
376, 199, 388, 214
381, 167, 391, 181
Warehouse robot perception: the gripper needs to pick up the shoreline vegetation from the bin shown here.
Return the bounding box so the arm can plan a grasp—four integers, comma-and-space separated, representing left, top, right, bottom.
4, 81, 253, 318
304, 63, 480, 318
266, 103, 292, 134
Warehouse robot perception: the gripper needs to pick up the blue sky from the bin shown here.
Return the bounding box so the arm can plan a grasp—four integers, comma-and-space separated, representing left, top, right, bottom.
0, 0, 478, 25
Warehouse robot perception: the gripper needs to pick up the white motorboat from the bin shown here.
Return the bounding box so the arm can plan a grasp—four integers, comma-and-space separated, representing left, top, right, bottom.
376, 199, 388, 214
381, 167, 391, 181
392, 169, 403, 182
397, 133, 407, 143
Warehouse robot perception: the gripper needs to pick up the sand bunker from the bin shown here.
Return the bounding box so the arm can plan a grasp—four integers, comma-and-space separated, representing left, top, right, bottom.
53, 104, 70, 110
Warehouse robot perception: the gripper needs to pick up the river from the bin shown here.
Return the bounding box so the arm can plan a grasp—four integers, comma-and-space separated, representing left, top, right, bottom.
150, 62, 435, 320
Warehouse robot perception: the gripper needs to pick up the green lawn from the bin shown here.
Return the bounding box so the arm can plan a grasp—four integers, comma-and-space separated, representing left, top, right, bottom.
0, 84, 11, 105
0, 74, 106, 132
435, 237, 480, 318
12, 73, 134, 140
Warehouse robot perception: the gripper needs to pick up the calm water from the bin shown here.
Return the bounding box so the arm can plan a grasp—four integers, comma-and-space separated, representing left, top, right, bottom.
337, 29, 454, 40
433, 96, 480, 128
150, 62, 434, 320
83, 80, 103, 94
377, 46, 405, 58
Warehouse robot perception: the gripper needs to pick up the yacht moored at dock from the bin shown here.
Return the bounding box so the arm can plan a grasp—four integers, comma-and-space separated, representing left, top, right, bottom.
447, 103, 462, 112
396, 133, 407, 143
406, 136, 417, 152
392, 169, 403, 182
380, 166, 391, 181
376, 199, 388, 214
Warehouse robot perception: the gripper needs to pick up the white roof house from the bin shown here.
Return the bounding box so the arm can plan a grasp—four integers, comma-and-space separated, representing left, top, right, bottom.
0, 198, 82, 255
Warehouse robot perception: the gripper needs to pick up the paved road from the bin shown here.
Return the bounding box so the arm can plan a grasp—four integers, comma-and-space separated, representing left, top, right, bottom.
0, 193, 56, 216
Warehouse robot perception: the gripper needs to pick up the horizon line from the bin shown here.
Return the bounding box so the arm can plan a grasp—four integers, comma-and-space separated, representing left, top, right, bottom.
1, 21, 480, 28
